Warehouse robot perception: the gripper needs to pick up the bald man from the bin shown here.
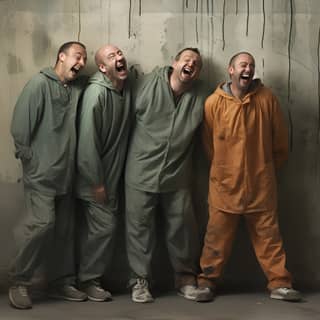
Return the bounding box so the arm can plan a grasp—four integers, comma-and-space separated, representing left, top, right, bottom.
75, 45, 131, 301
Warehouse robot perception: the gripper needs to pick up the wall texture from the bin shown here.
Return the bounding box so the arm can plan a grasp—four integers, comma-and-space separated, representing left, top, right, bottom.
1, 0, 320, 292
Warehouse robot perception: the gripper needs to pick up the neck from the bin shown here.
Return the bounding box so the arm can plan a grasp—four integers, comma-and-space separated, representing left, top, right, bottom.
54, 64, 67, 83
169, 74, 190, 98
112, 79, 124, 92
230, 83, 247, 100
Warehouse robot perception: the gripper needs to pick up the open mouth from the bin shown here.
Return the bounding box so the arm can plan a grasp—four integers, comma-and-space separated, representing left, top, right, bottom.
240, 74, 250, 80
116, 62, 127, 73
71, 66, 80, 75
182, 67, 193, 76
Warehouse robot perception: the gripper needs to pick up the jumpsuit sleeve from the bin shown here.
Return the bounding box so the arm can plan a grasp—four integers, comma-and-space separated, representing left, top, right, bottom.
10, 77, 45, 161
77, 88, 107, 187
202, 95, 215, 161
272, 95, 289, 169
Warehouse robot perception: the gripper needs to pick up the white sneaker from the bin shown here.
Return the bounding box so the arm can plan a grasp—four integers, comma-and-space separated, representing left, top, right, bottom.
132, 278, 154, 303
270, 287, 302, 301
177, 285, 198, 301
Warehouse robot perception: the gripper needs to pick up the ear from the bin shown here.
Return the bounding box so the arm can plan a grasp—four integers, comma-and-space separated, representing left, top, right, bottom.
59, 52, 66, 63
228, 65, 234, 75
98, 64, 106, 73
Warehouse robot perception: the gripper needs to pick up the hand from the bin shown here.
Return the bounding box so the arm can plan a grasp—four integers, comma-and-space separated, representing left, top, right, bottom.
93, 185, 107, 204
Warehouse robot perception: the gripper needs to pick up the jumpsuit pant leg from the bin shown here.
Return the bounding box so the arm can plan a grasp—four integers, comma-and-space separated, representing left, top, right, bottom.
77, 198, 117, 283
160, 189, 199, 288
125, 185, 158, 285
244, 210, 293, 290
11, 187, 55, 285
46, 193, 77, 287
198, 207, 240, 289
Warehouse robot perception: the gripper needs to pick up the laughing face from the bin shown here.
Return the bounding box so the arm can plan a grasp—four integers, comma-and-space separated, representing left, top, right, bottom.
171, 50, 202, 85
58, 44, 87, 82
228, 53, 255, 94
99, 45, 128, 83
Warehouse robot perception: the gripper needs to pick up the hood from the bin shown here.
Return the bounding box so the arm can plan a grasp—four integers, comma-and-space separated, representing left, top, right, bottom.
218, 78, 263, 100
40, 67, 61, 81
153, 66, 172, 83
88, 71, 117, 90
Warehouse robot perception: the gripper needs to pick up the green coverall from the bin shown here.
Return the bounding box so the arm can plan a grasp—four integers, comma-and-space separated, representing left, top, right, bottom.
125, 66, 207, 288
10, 67, 87, 286
75, 71, 131, 284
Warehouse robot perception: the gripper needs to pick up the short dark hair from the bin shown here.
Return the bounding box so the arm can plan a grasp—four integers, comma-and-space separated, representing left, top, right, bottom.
174, 47, 201, 61
55, 41, 86, 64
228, 51, 255, 67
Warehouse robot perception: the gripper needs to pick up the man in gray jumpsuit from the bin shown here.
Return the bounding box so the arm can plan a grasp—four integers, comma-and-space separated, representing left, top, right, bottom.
125, 48, 207, 303
9, 41, 88, 309
76, 44, 131, 302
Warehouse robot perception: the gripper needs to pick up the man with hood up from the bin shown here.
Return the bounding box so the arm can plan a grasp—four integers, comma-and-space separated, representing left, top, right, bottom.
9, 41, 88, 309
194, 52, 301, 302
125, 48, 208, 303
75, 44, 131, 302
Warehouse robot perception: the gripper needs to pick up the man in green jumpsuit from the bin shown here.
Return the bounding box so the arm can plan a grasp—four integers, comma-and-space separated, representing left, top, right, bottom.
9, 42, 88, 309
125, 48, 207, 302
76, 44, 131, 302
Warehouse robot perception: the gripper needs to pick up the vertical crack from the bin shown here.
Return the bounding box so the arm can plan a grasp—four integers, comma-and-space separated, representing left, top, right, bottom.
317, 26, 320, 144
236, 0, 238, 15
261, 0, 265, 48
77, 0, 81, 41
246, 0, 249, 37
128, 0, 132, 38
222, 0, 226, 50
139, 0, 142, 16
195, 0, 199, 43
287, 0, 294, 151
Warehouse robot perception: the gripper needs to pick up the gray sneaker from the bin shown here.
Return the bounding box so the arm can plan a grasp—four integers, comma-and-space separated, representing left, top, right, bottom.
48, 284, 87, 302
132, 278, 154, 303
177, 285, 198, 301
83, 283, 112, 302
8, 285, 32, 309
195, 287, 214, 302
270, 287, 302, 301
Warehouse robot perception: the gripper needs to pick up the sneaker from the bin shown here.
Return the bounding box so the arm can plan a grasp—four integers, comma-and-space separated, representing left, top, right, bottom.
177, 285, 199, 301
131, 278, 154, 303
8, 285, 32, 309
195, 287, 214, 302
82, 283, 112, 302
270, 287, 302, 302
48, 284, 87, 302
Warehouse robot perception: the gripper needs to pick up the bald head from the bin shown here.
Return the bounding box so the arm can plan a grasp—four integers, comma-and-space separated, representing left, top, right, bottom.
94, 44, 128, 90
95, 45, 115, 66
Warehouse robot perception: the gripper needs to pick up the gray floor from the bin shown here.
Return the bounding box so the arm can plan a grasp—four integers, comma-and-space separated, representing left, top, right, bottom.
0, 291, 319, 320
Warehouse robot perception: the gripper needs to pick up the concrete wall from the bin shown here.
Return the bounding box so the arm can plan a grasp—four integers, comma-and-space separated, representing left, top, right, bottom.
1, 0, 320, 292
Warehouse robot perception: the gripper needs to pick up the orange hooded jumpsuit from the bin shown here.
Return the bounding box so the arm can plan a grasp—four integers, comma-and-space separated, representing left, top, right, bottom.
198, 79, 293, 290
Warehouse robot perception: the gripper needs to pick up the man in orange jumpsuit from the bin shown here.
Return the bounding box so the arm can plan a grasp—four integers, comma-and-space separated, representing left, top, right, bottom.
195, 52, 301, 302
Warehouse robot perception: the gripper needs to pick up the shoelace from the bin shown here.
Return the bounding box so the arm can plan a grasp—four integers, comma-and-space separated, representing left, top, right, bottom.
17, 286, 28, 297
135, 278, 148, 289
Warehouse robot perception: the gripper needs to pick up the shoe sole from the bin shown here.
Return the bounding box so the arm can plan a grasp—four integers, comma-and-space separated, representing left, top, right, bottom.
87, 295, 112, 302
8, 291, 32, 309
195, 292, 214, 303
177, 292, 197, 301
270, 293, 301, 302
132, 297, 154, 303
48, 294, 87, 302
